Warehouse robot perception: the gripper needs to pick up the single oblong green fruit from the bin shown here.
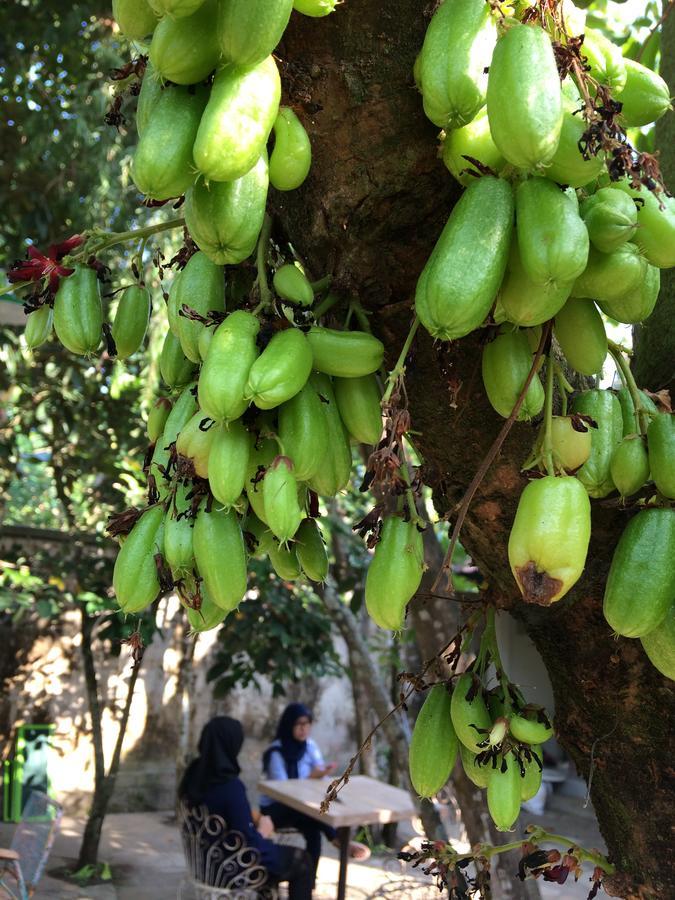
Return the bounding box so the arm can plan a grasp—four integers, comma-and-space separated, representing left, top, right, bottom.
487, 752, 521, 832
112, 284, 150, 359
459, 743, 490, 789
24, 306, 53, 349
499, 239, 571, 327
174, 252, 225, 363
136, 63, 163, 137
509, 711, 553, 744
416, 0, 497, 129
550, 416, 592, 473
610, 181, 675, 268
554, 299, 607, 375
217, 0, 293, 67
580, 188, 638, 253
198, 310, 260, 422
365, 516, 424, 631
306, 327, 384, 378
641, 605, 675, 681
516, 178, 589, 288
245, 438, 277, 524
269, 107, 312, 191
571, 390, 623, 498
293, 0, 337, 15
246, 328, 313, 409
610, 436, 650, 498
159, 329, 197, 389
596, 264, 660, 324
571, 243, 647, 305
148, 384, 198, 496
545, 86, 605, 188
186, 586, 229, 633
647, 414, 675, 499
164, 482, 195, 576
508, 475, 591, 605
306, 374, 352, 496
617, 387, 658, 437
615, 57, 672, 127
415, 176, 513, 340
481, 326, 544, 421
278, 381, 330, 481
486, 24, 563, 170
295, 519, 329, 583
193, 502, 248, 611
441, 108, 505, 187
520, 747, 543, 802
113, 505, 165, 613
263, 456, 304, 543
53, 266, 102, 356
268, 538, 302, 581
175, 411, 217, 479
409, 685, 458, 798
603, 508, 675, 637
582, 29, 626, 92
113, 0, 159, 40
147, 397, 172, 443
450, 673, 492, 754
193, 56, 281, 183
334, 375, 382, 445
273, 264, 314, 306
132, 85, 207, 201
208, 420, 252, 508
184, 155, 269, 265
148, 0, 221, 85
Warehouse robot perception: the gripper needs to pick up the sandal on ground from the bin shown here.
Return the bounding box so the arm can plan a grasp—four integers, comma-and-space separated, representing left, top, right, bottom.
348, 841, 371, 861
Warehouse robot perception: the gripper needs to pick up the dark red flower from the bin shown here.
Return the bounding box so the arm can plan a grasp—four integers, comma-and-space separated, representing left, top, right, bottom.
7, 233, 84, 297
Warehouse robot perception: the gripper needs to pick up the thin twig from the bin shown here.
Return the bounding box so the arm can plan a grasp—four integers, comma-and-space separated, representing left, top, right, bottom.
636, 0, 675, 63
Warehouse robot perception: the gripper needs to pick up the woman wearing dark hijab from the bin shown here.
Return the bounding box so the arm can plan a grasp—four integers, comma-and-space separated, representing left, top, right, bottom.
179, 716, 314, 900
260, 704, 369, 886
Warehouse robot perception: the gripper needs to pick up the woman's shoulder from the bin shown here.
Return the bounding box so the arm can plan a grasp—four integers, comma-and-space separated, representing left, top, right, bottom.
305, 738, 323, 759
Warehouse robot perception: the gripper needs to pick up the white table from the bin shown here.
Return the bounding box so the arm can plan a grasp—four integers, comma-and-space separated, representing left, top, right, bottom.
258, 774, 416, 900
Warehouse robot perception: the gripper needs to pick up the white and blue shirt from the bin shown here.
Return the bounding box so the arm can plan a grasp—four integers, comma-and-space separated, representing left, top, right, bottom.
259, 738, 325, 808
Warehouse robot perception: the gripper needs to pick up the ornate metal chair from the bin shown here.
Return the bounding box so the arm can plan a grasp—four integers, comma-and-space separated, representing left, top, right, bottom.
178, 802, 278, 899
0, 790, 63, 900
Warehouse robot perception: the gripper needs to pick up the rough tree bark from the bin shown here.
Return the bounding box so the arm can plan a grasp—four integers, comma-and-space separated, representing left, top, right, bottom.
275, 3, 675, 898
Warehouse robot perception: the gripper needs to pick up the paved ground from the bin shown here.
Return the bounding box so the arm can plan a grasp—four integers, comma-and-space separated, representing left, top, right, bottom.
0, 794, 605, 899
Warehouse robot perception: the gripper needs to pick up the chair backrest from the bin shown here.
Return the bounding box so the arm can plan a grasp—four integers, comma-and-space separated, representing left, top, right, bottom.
10, 790, 63, 889
179, 801, 275, 898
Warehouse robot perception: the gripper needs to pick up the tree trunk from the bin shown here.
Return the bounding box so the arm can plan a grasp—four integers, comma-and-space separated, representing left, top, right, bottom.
276, 4, 675, 897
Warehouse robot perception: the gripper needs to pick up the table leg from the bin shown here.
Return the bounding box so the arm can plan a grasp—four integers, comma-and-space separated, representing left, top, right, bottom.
336, 825, 350, 900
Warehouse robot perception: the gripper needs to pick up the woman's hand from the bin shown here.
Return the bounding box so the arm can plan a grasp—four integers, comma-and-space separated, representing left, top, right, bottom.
257, 814, 275, 839
310, 762, 337, 778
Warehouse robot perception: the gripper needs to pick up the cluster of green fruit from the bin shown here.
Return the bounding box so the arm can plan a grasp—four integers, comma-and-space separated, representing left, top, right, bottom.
412, 0, 675, 660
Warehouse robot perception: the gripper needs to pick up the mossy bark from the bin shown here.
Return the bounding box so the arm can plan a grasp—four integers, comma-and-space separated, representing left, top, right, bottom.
276, 3, 675, 897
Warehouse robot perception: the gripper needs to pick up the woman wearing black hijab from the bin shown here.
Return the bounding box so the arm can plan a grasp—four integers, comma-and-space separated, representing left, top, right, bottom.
260, 704, 369, 886
180, 716, 314, 900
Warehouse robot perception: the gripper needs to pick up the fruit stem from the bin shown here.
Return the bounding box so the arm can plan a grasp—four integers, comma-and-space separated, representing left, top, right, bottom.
523, 827, 616, 874
86, 217, 186, 256
553, 360, 574, 417
542, 354, 556, 477
349, 298, 371, 334
253, 213, 273, 314
382, 316, 420, 407
0, 281, 32, 299
310, 275, 332, 294
399, 464, 424, 529
607, 339, 649, 435
312, 292, 342, 319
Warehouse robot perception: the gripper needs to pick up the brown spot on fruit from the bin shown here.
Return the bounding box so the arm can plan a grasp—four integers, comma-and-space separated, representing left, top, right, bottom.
516, 562, 562, 606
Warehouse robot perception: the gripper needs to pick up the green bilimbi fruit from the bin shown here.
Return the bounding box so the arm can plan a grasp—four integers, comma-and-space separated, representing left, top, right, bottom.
409, 685, 458, 798
198, 327, 214, 362
610, 181, 675, 268
571, 390, 623, 498
499, 239, 571, 328
53, 266, 102, 356
603, 508, 675, 637
486, 24, 563, 170
487, 751, 521, 832
113, 0, 159, 41
293, 0, 337, 15
184, 154, 269, 265
306, 374, 352, 496
148, 0, 221, 85
148, 384, 198, 497
263, 456, 304, 543
441, 108, 505, 188
193, 502, 248, 612
243, 513, 274, 558
217, 0, 293, 67
582, 29, 627, 91
174, 252, 225, 363
509, 711, 553, 745
415, 176, 513, 341
334, 375, 382, 446
113, 505, 165, 613
481, 326, 544, 421
516, 178, 589, 288
508, 475, 591, 605
615, 57, 672, 128
246, 328, 313, 409
545, 82, 605, 188
450, 673, 492, 754
596, 264, 660, 325
416, 0, 497, 130
459, 743, 490, 789
278, 381, 330, 481
198, 311, 260, 422
647, 414, 675, 500
610, 435, 650, 498
295, 519, 329, 583
193, 57, 281, 183
24, 306, 53, 350
147, 398, 172, 443
159, 330, 197, 389
186, 586, 229, 633
136, 63, 163, 137
245, 437, 277, 524
164, 482, 195, 577
273, 264, 314, 306
617, 387, 658, 438
148, 0, 206, 19
306, 327, 385, 378
269, 107, 312, 192
112, 284, 151, 359
580, 188, 638, 253
520, 747, 543, 802
554, 299, 607, 376
131, 85, 207, 201
550, 416, 592, 473
208, 420, 252, 508
641, 604, 675, 682
365, 516, 424, 631
175, 411, 217, 479
167, 270, 183, 337
571, 243, 647, 305
268, 538, 302, 581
